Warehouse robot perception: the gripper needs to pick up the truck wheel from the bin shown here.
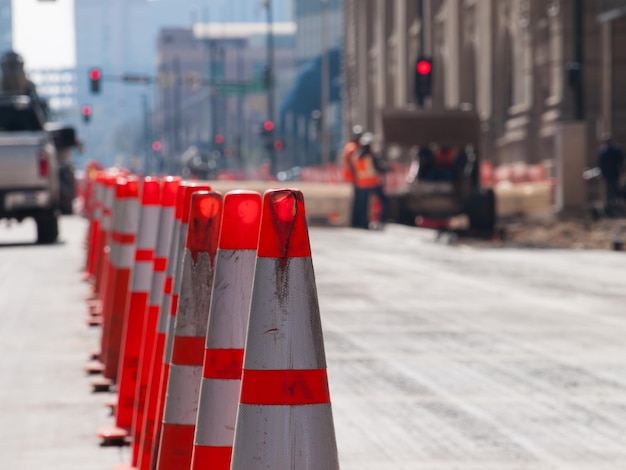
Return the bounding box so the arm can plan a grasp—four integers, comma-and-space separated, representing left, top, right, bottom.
36, 210, 59, 244
466, 188, 496, 235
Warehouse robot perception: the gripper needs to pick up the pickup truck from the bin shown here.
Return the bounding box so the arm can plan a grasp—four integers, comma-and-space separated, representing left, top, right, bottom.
0, 94, 61, 244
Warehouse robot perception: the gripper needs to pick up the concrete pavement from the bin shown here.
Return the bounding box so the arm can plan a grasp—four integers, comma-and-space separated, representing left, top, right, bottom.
1, 215, 625, 469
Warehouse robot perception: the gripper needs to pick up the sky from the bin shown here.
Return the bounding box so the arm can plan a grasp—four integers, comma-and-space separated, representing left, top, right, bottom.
12, 0, 76, 70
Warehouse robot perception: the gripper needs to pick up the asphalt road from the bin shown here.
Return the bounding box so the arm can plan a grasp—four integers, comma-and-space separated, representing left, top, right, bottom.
1, 215, 625, 469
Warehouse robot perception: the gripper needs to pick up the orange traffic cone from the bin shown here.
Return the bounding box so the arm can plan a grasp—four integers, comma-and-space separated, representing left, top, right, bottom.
190, 190, 262, 469
140, 183, 210, 470
230, 189, 340, 469
130, 176, 181, 468
156, 191, 223, 470
93, 176, 140, 393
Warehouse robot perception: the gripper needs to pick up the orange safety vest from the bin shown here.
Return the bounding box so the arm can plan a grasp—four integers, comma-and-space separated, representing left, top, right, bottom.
352, 153, 381, 189
342, 141, 359, 182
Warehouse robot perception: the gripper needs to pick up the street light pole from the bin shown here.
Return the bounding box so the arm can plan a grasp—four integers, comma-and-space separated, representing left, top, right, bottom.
321, 0, 330, 166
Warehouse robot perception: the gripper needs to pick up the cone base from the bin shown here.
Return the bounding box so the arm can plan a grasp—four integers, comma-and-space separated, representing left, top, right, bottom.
90, 376, 113, 392
84, 360, 104, 374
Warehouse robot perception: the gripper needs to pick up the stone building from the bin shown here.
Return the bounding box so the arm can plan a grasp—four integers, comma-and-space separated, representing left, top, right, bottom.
342, 0, 626, 172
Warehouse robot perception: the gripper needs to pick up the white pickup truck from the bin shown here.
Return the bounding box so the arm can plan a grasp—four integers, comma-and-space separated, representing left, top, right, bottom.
0, 94, 63, 243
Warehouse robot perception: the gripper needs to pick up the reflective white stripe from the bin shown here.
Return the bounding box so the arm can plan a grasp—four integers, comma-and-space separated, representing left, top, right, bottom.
122, 199, 141, 234
195, 378, 241, 446
206, 250, 256, 349
155, 207, 175, 258
162, 364, 203, 425
102, 187, 114, 231
175, 250, 212, 338
245, 257, 326, 370
93, 185, 104, 221
172, 222, 189, 295
156, 218, 181, 333
162, 222, 189, 362
118, 243, 136, 269
149, 271, 165, 307
135, 206, 161, 249
109, 241, 122, 268
230, 404, 339, 469
112, 199, 127, 234
131, 260, 153, 292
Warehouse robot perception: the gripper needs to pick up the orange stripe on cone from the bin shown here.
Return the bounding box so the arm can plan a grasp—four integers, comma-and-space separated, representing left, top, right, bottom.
230, 189, 339, 470
156, 191, 222, 470
191, 190, 261, 470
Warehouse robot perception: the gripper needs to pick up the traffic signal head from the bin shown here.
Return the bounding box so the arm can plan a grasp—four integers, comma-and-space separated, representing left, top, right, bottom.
414, 57, 433, 104
89, 67, 102, 94
81, 104, 92, 123
262, 120, 274, 133
214, 133, 225, 145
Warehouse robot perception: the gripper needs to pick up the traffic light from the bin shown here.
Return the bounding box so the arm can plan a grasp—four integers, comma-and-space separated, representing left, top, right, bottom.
273, 139, 284, 152
260, 120, 275, 151
89, 67, 102, 94
414, 57, 432, 104
151, 140, 162, 152
81, 105, 92, 124
214, 133, 225, 146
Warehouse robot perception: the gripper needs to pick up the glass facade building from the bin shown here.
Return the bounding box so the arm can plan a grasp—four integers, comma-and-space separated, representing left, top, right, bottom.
0, 0, 12, 54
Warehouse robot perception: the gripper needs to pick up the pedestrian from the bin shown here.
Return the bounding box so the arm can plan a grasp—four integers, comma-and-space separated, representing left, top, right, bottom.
351, 132, 389, 229
597, 135, 625, 213
342, 125, 363, 227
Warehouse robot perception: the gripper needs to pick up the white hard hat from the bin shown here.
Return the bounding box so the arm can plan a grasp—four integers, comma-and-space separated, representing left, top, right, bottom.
359, 132, 373, 146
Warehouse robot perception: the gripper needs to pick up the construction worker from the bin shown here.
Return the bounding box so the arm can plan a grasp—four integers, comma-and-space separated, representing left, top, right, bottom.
342, 125, 363, 183
352, 132, 388, 229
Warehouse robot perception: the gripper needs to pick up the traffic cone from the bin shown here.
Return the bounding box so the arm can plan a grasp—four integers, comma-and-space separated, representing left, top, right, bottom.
97, 177, 162, 445
90, 176, 140, 392
83, 171, 105, 282
130, 176, 181, 468
155, 190, 223, 470
230, 189, 340, 470
190, 190, 261, 470
139, 183, 210, 470
101, 176, 141, 382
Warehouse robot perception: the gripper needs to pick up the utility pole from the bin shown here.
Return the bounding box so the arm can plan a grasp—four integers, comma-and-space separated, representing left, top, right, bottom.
320, 0, 330, 166
265, 0, 276, 176
142, 93, 150, 174
172, 57, 182, 174
572, 0, 585, 120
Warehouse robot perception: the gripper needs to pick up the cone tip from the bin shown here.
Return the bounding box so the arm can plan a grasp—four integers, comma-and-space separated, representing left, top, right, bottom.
257, 188, 311, 258
141, 178, 161, 205
220, 190, 262, 250
161, 178, 182, 207
182, 184, 212, 223
186, 191, 223, 262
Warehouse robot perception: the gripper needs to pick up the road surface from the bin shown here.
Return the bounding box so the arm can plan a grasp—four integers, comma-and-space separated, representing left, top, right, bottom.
1, 215, 625, 469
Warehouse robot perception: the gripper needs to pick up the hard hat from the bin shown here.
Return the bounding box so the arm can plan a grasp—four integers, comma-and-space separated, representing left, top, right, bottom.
359, 132, 373, 146
351, 125, 363, 139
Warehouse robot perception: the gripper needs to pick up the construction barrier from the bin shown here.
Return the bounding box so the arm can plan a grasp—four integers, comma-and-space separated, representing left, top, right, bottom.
156, 191, 223, 469
191, 190, 262, 469
230, 189, 340, 469
80, 171, 342, 470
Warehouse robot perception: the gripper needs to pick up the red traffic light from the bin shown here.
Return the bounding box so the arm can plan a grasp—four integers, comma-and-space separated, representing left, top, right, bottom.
273, 139, 284, 151
416, 60, 432, 75
81, 105, 92, 116
263, 120, 274, 132
151, 140, 162, 152
214, 133, 224, 145
89, 68, 101, 81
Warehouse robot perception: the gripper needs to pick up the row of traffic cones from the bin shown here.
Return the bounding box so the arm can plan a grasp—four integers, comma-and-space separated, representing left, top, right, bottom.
81, 171, 340, 469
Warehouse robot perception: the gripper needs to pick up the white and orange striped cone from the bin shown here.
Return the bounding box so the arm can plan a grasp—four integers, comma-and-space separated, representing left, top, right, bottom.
190, 190, 261, 470
86, 172, 118, 326
101, 176, 141, 381
91, 177, 141, 392
142, 183, 210, 470
97, 177, 162, 445
83, 171, 105, 283
155, 190, 223, 470
130, 176, 181, 469
230, 189, 340, 470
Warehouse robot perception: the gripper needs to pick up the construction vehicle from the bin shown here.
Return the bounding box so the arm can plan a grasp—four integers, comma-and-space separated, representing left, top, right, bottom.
382, 108, 496, 235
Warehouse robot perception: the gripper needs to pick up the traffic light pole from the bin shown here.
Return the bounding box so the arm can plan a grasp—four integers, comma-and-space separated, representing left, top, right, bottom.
417, 0, 425, 108
266, 0, 276, 177
320, 0, 330, 166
